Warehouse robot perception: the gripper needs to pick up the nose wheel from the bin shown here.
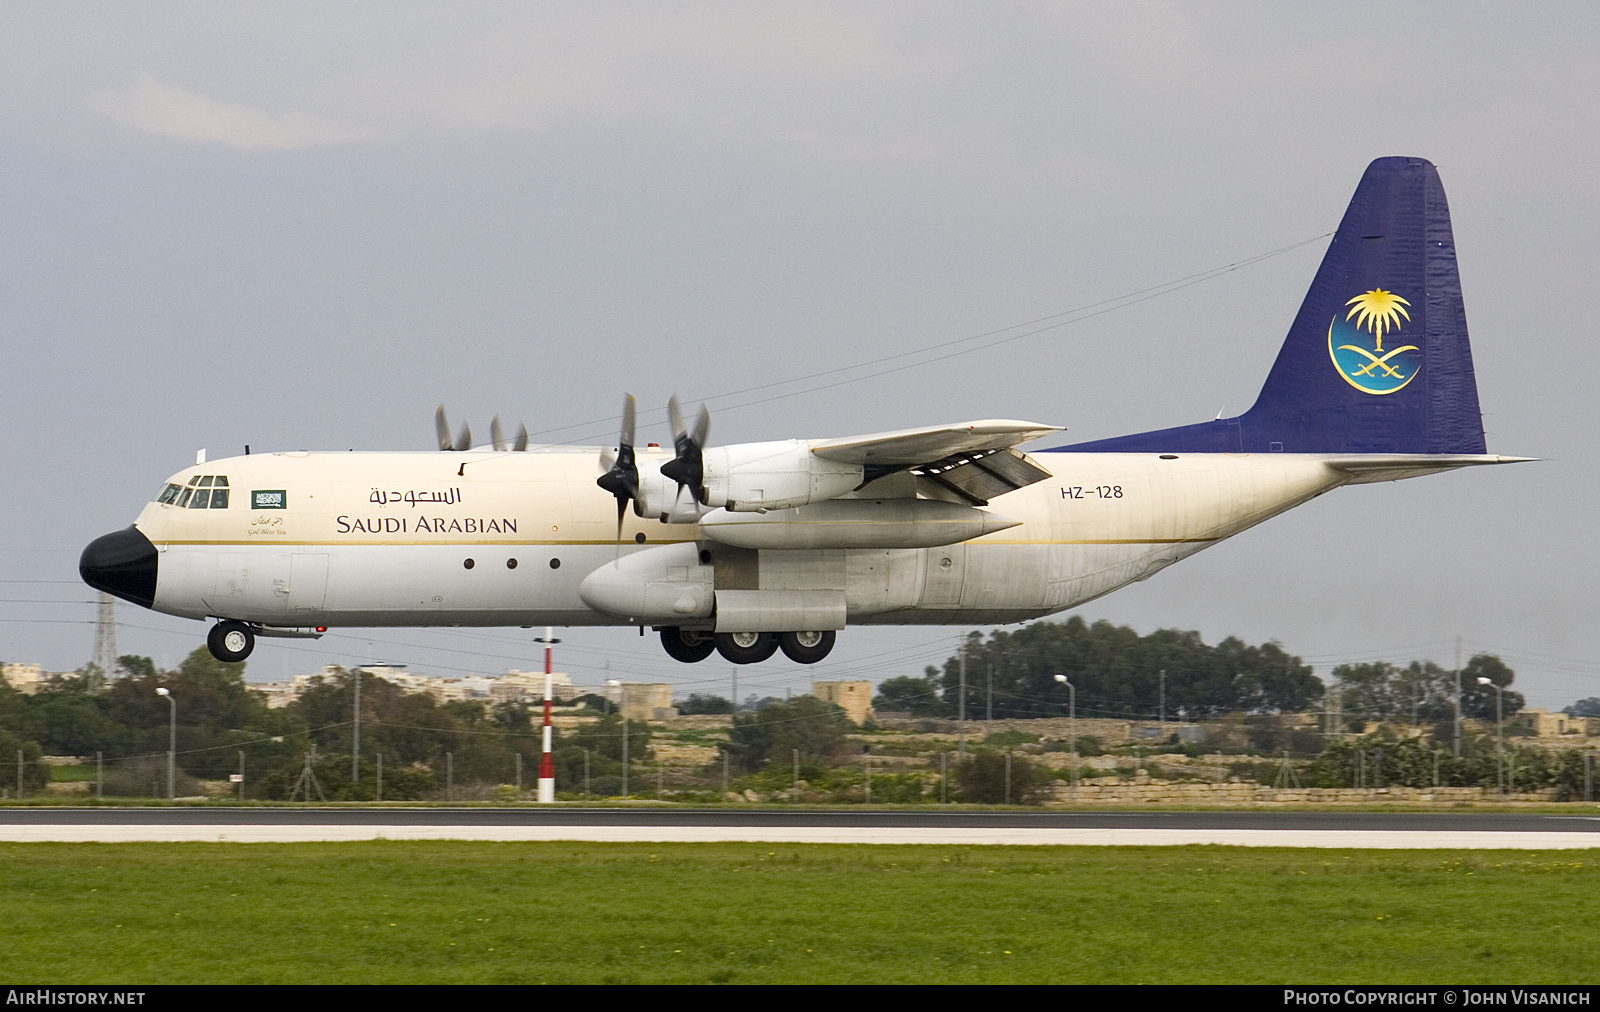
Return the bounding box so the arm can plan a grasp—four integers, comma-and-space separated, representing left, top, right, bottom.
206, 620, 256, 663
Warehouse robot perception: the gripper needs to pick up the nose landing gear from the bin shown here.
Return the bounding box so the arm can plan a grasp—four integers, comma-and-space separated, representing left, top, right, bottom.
206, 620, 256, 663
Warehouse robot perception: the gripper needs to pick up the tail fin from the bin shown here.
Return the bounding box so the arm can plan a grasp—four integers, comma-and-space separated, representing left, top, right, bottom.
1060, 157, 1487, 454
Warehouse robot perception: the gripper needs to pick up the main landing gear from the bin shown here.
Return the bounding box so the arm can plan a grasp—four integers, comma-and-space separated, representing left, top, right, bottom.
206, 620, 256, 663
778, 630, 835, 664
660, 627, 716, 663
658, 627, 836, 665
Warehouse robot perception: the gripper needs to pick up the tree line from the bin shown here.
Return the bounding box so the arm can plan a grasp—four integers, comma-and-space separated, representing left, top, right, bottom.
0, 648, 664, 799
0, 647, 868, 800
0, 616, 1541, 802
871, 616, 1523, 726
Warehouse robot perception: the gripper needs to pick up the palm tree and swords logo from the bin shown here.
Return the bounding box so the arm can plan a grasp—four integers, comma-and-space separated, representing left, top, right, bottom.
1328, 288, 1420, 395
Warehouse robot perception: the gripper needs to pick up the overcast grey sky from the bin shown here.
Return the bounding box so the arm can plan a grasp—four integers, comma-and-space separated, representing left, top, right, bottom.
3, 3, 1597, 709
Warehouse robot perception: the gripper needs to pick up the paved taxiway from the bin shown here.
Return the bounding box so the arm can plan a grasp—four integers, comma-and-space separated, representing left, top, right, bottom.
3, 808, 1599, 847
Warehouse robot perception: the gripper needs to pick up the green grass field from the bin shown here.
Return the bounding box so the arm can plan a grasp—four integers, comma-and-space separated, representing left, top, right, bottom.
1, 842, 1595, 984
47, 765, 100, 782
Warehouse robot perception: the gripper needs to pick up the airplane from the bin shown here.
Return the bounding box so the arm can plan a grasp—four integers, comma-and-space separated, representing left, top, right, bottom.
80, 156, 1526, 668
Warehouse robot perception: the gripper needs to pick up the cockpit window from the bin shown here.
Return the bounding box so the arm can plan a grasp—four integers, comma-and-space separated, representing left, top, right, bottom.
168, 475, 230, 508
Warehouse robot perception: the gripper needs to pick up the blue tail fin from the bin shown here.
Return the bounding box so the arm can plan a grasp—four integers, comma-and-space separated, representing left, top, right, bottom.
1057, 157, 1486, 454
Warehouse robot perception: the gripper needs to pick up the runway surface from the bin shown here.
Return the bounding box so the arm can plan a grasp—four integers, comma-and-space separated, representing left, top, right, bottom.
4, 807, 1600, 847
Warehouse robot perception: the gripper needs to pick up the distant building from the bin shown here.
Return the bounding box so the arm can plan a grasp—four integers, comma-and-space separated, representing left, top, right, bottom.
495, 670, 577, 703
813, 680, 874, 725
612, 682, 678, 722
1510, 708, 1585, 736
251, 663, 575, 708
1, 663, 47, 695
253, 666, 346, 709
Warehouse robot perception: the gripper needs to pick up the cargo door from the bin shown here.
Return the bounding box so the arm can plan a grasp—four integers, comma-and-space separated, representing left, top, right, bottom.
287, 553, 328, 611
918, 545, 966, 607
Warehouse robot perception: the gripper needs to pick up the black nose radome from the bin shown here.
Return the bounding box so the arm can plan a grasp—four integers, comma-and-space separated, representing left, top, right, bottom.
80, 526, 158, 609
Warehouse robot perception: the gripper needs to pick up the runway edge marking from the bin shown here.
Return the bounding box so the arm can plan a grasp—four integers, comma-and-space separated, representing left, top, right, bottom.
4, 826, 1600, 848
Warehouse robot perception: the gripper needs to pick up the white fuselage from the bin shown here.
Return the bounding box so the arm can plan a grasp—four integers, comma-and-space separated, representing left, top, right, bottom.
132, 447, 1356, 630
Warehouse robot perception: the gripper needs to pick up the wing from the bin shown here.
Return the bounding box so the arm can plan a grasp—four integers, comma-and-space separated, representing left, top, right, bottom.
811, 419, 1061, 464
812, 418, 1062, 505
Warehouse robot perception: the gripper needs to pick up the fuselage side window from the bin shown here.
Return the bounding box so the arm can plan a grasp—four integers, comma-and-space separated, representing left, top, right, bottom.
156, 484, 182, 505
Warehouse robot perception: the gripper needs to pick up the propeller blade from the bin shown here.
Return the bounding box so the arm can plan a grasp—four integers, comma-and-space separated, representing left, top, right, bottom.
491, 415, 506, 452
435, 406, 452, 451
513, 424, 528, 452
692, 402, 710, 448
598, 446, 616, 474
596, 394, 641, 553
659, 394, 709, 503
667, 394, 686, 445
453, 421, 472, 452
595, 393, 640, 509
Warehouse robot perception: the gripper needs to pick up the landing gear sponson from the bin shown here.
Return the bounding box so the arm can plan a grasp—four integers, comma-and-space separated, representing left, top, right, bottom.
659, 627, 835, 665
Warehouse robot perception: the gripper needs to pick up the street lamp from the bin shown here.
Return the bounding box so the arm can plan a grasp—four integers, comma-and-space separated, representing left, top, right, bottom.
1054, 675, 1076, 801
607, 678, 628, 798
155, 687, 175, 800
1477, 676, 1505, 796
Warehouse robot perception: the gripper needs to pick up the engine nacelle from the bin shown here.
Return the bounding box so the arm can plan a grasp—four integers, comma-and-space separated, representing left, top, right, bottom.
631, 460, 713, 524
699, 440, 863, 512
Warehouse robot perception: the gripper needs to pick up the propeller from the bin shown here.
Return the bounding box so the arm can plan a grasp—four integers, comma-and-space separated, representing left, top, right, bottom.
435, 405, 473, 450
435, 405, 453, 451
595, 394, 639, 545
488, 415, 529, 451
659, 394, 710, 504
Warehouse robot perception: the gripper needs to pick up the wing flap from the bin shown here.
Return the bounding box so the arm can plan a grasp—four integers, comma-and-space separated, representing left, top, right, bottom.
912, 447, 1054, 506
811, 419, 1061, 465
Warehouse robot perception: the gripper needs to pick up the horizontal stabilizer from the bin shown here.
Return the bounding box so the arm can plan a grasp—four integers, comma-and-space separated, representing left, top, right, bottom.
1321, 453, 1535, 484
